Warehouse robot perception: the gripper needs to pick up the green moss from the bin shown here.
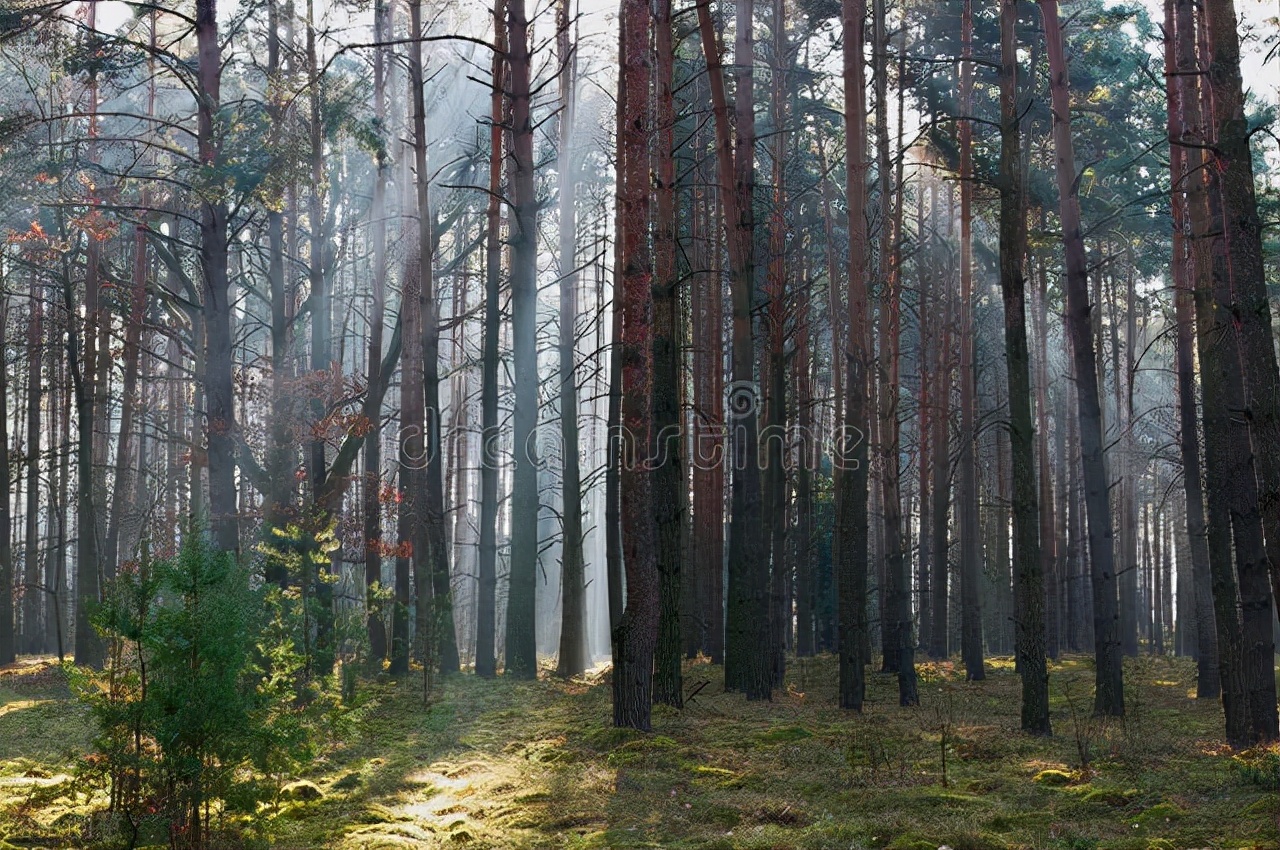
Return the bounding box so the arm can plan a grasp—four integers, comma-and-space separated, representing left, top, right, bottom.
754, 726, 814, 745
1033, 768, 1075, 786
1080, 787, 1138, 807
1134, 803, 1184, 826
884, 835, 935, 850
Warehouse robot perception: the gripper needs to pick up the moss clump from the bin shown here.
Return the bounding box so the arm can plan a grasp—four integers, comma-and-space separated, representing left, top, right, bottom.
280, 779, 323, 801
754, 725, 814, 745
1133, 802, 1184, 826
1033, 768, 1075, 786
605, 734, 682, 768
885, 836, 935, 850
580, 725, 644, 752
1080, 787, 1137, 807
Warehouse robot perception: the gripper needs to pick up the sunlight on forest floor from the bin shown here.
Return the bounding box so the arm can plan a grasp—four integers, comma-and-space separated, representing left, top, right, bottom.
0, 654, 1276, 849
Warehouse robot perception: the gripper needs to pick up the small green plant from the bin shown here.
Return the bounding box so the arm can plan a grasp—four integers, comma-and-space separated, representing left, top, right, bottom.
73, 526, 318, 849
1230, 744, 1280, 789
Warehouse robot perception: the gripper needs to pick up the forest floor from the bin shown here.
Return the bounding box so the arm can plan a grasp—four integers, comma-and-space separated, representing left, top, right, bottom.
0, 653, 1276, 849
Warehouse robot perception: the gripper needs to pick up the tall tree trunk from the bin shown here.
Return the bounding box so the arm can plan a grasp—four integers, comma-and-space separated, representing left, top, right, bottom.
304, 0, 338, 677
197, 0, 238, 556
764, 0, 793, 690
1039, 0, 1123, 716
72, 0, 105, 667
0, 296, 14, 664
1166, 0, 1218, 697
555, 0, 588, 680
1000, 0, 1049, 735
393, 160, 427, 684
612, 0, 658, 729
917, 188, 933, 658
837, 0, 871, 710
262, 0, 295, 588
102, 224, 147, 574
475, 0, 506, 679
1202, 0, 1280, 743
419, 8, 459, 681
363, 0, 391, 664
1153, 504, 1165, 654
652, 0, 683, 705
694, 0, 769, 699
929, 183, 952, 661
957, 0, 984, 682
504, 0, 540, 679
1034, 261, 1060, 661
691, 102, 725, 664
795, 285, 815, 659
22, 282, 42, 653
878, 3, 914, 704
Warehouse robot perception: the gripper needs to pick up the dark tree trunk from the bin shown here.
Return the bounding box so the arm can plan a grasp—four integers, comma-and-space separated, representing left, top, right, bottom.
409, 0, 459, 681
837, 0, 871, 711
652, 0, 683, 705
504, 0, 540, 679
612, 0, 658, 729
21, 282, 43, 653
691, 112, 725, 664
957, 0, 984, 682
929, 188, 952, 661
1202, 0, 1280, 743
0, 297, 14, 664
999, 0, 1049, 735
916, 188, 933, 658
695, 0, 769, 699
1040, 0, 1124, 716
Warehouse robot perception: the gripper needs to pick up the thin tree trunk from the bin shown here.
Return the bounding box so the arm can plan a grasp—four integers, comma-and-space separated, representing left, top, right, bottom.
555, 0, 588, 680
929, 184, 952, 661
957, 0, 984, 682
363, 0, 391, 664
917, 186, 933, 658
475, 0, 506, 679
22, 281, 43, 653
1035, 260, 1060, 661
0, 296, 14, 664
691, 102, 725, 664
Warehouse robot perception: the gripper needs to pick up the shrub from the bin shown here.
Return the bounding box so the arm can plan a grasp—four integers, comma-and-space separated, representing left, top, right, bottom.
72, 530, 315, 849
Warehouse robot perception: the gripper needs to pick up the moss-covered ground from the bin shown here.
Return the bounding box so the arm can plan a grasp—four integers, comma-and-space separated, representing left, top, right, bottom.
0, 654, 1276, 849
